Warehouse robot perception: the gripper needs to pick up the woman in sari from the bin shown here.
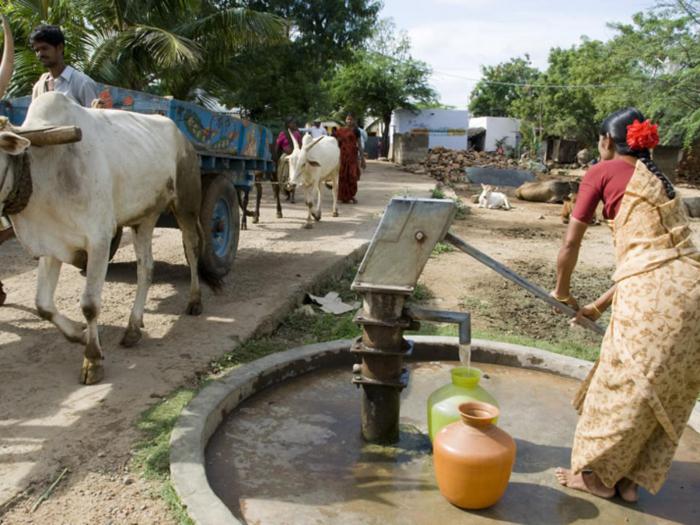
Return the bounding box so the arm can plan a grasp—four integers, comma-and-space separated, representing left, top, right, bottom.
335, 113, 365, 204
551, 108, 700, 502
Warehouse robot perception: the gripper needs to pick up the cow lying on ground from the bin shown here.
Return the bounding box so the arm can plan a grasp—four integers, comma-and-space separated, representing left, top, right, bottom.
287, 133, 340, 228
0, 88, 218, 384
515, 180, 577, 203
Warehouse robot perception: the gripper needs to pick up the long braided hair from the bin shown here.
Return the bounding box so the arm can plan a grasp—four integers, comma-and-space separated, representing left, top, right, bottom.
600, 108, 675, 199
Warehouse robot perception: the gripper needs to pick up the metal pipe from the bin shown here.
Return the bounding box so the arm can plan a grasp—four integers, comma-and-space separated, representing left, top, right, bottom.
404, 305, 470, 345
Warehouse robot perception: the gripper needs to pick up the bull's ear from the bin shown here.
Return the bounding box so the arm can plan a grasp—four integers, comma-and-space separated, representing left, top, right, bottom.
0, 132, 30, 155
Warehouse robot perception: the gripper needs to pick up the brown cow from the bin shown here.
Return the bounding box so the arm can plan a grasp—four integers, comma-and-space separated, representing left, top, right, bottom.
561, 192, 599, 225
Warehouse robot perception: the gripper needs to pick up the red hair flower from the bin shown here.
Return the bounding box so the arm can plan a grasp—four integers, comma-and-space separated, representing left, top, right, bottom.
626, 119, 659, 150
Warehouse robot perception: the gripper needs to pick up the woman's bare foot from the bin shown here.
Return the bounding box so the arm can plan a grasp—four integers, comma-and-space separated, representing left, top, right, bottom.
616, 478, 639, 503
555, 468, 615, 499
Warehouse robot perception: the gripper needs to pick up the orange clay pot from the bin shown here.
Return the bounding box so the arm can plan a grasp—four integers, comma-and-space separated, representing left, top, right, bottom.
433, 401, 516, 509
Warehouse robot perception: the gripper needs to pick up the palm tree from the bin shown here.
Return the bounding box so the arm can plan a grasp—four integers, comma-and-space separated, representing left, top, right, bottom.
1, 0, 93, 97
1, 0, 286, 103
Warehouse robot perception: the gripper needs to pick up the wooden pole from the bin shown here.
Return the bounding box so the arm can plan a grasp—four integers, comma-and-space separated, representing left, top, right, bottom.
16, 126, 82, 146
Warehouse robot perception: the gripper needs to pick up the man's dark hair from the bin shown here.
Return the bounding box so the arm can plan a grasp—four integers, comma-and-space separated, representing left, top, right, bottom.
29, 25, 65, 48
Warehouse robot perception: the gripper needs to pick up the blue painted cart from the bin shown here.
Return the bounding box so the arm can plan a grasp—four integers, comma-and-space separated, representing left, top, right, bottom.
0, 85, 275, 277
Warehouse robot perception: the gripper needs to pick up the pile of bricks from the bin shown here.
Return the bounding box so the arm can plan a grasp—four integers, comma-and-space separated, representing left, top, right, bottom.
403, 148, 526, 183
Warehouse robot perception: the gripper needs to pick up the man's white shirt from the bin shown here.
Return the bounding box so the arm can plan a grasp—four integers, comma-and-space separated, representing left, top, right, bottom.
33, 65, 99, 107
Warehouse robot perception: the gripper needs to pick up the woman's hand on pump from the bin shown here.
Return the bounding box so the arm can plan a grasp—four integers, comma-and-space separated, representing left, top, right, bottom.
570, 303, 602, 327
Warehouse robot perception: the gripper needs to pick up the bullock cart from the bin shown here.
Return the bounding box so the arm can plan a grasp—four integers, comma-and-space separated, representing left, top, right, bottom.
0, 85, 275, 279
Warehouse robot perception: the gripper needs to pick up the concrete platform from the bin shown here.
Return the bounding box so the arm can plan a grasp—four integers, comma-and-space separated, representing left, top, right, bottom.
206, 362, 700, 525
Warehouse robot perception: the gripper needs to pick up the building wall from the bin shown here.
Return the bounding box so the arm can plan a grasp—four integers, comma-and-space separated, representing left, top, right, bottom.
390, 109, 469, 154
469, 117, 520, 152
392, 133, 429, 165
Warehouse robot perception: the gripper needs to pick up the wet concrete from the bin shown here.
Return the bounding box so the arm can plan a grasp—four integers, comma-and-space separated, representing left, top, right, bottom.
206, 362, 700, 525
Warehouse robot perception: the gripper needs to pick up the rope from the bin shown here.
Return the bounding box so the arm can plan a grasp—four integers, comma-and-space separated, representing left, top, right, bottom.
3, 153, 32, 215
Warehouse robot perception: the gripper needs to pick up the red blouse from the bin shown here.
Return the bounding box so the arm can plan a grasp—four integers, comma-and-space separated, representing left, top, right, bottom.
572, 159, 635, 223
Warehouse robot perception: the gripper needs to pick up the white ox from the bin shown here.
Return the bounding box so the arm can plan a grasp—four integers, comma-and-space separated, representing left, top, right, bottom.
0, 21, 215, 384
287, 133, 340, 228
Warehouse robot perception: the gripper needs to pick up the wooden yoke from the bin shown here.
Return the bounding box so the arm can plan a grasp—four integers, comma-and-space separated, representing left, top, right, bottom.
15, 126, 83, 146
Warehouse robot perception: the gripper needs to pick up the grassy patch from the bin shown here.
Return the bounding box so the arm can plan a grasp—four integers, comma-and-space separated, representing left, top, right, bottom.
411, 282, 434, 302
431, 241, 454, 256
210, 310, 360, 373
430, 186, 445, 199
404, 319, 597, 361
452, 197, 469, 220
472, 328, 599, 361
132, 390, 196, 525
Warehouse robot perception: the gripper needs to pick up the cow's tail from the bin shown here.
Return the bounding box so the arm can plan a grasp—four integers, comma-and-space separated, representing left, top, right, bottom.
196, 221, 224, 292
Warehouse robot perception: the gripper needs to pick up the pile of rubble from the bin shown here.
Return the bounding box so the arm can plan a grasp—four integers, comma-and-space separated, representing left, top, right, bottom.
402, 148, 532, 183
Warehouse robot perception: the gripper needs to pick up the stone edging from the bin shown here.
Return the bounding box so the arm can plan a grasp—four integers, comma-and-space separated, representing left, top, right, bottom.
169, 336, 700, 525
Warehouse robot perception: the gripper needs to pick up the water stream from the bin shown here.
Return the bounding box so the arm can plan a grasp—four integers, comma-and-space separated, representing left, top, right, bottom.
458, 343, 471, 370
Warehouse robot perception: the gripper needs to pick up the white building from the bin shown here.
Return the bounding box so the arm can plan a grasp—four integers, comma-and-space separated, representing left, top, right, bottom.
468, 117, 521, 152
390, 109, 469, 152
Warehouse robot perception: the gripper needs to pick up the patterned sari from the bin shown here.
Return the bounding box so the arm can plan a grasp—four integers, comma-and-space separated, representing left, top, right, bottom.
571, 160, 700, 493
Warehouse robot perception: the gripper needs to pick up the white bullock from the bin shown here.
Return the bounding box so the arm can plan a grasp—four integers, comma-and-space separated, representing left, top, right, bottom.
287, 132, 340, 228
0, 22, 215, 384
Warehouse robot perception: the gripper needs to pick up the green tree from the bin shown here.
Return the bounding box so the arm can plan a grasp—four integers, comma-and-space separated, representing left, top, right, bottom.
329, 21, 437, 155
608, 2, 700, 146
470, 1, 700, 149
468, 56, 541, 117
218, 0, 382, 123
330, 53, 436, 156
1, 0, 92, 97
1, 0, 286, 104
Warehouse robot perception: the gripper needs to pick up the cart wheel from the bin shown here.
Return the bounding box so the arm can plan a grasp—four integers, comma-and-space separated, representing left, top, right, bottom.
72, 227, 123, 271
200, 174, 240, 278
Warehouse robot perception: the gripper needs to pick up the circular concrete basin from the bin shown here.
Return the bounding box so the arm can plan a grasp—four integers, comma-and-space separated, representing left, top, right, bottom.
170, 337, 700, 525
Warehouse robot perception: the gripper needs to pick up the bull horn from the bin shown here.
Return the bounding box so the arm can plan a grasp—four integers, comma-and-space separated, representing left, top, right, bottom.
0, 15, 14, 100
305, 136, 324, 152
16, 125, 83, 146
289, 129, 300, 151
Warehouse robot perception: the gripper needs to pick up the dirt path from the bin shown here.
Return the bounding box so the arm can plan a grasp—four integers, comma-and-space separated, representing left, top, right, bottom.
0, 162, 432, 524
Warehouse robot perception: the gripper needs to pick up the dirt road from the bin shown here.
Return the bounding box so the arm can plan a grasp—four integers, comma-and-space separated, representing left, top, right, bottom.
0, 162, 432, 523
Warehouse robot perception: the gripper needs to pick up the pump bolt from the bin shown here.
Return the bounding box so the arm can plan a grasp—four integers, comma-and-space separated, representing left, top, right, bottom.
415, 231, 425, 242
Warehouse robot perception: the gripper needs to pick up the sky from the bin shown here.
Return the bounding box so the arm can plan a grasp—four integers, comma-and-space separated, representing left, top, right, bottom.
380, 0, 657, 108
